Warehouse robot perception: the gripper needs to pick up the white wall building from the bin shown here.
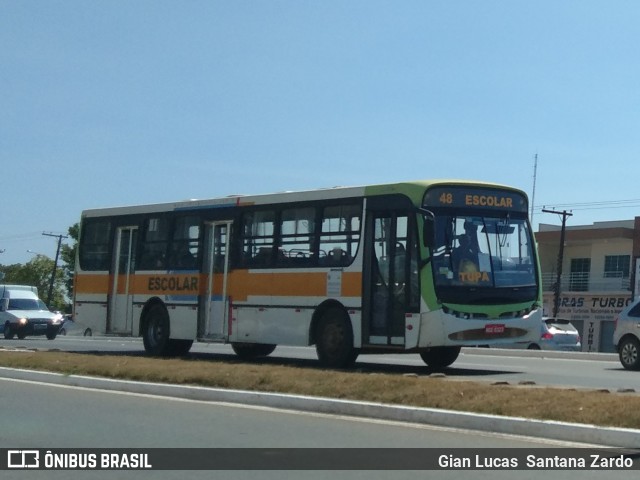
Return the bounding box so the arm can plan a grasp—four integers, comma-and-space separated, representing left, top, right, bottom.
536, 218, 640, 352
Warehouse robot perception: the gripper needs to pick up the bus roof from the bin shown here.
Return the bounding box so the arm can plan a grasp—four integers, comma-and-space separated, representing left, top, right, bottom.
81, 179, 525, 218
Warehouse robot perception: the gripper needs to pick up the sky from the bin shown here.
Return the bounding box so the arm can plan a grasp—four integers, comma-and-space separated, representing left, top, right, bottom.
2, 1, 640, 265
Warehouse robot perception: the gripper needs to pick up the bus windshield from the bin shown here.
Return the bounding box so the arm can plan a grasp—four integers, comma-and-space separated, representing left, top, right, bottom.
430, 214, 537, 302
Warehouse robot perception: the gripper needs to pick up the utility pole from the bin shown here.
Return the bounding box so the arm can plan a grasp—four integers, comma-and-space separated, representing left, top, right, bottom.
542, 209, 573, 317
42, 232, 68, 307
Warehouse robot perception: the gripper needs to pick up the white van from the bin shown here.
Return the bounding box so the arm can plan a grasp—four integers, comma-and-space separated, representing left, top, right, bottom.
0, 285, 63, 340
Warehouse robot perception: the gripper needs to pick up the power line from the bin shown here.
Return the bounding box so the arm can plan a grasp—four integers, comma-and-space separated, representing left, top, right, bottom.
533, 198, 640, 213
0, 231, 46, 241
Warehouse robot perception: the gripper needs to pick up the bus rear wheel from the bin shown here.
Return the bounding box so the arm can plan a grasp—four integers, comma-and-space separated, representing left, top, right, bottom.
419, 346, 461, 369
315, 308, 358, 369
231, 343, 276, 359
143, 304, 172, 356
170, 339, 194, 357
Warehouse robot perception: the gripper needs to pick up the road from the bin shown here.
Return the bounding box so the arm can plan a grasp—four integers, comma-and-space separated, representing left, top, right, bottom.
0, 377, 637, 480
1, 336, 636, 393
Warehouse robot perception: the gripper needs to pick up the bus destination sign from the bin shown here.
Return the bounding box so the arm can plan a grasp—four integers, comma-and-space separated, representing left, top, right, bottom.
424, 186, 528, 213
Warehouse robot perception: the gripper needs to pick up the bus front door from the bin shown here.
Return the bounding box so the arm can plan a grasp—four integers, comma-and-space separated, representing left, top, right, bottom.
199, 221, 232, 340
109, 226, 138, 334
363, 207, 419, 347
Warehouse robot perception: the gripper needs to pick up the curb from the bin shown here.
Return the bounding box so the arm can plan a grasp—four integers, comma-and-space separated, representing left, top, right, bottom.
1, 366, 638, 448
461, 347, 618, 362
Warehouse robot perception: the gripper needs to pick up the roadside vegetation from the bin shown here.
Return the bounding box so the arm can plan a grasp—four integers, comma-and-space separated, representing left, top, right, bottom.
1, 348, 639, 430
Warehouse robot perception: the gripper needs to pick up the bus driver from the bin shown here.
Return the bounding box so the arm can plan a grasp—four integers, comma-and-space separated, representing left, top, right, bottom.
453, 223, 480, 281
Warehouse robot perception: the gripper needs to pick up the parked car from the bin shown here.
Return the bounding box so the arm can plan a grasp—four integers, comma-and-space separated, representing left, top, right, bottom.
495, 317, 582, 351
613, 298, 640, 370
58, 316, 93, 337
535, 318, 582, 351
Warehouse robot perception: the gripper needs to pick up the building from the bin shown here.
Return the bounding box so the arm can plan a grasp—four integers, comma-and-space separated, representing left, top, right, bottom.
535, 217, 640, 353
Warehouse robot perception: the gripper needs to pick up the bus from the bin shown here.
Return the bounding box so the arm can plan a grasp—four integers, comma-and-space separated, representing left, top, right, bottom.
74, 179, 542, 368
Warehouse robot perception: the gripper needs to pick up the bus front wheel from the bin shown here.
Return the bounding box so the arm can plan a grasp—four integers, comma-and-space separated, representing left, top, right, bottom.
315, 308, 358, 369
143, 304, 172, 356
419, 346, 461, 369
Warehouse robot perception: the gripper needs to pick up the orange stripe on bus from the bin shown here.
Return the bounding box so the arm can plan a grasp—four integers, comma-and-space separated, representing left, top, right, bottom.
75, 274, 110, 295
74, 270, 362, 301
227, 271, 362, 301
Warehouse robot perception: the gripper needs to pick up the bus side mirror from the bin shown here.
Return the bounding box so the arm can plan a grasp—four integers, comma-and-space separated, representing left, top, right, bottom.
0, 299, 7, 312
421, 210, 435, 248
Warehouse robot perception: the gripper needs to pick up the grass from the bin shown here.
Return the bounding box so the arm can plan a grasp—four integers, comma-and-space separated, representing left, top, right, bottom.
1, 348, 639, 430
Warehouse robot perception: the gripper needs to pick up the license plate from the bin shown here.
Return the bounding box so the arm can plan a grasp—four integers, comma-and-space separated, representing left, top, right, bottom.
485, 324, 505, 334
34, 324, 47, 330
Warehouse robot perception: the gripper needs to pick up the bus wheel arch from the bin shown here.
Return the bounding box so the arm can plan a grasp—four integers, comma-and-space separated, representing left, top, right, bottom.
312, 301, 358, 368
141, 299, 172, 357
140, 299, 194, 357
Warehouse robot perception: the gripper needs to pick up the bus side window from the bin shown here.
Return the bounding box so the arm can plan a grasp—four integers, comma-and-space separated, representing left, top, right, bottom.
280, 207, 315, 267
139, 217, 169, 270
241, 211, 276, 268
319, 204, 361, 267
168, 216, 200, 270
325, 247, 349, 266
79, 220, 112, 271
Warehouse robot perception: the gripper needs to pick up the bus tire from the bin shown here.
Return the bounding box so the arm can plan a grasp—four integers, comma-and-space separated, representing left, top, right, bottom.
315, 307, 357, 369
231, 343, 276, 359
170, 339, 194, 357
419, 346, 461, 369
143, 303, 172, 357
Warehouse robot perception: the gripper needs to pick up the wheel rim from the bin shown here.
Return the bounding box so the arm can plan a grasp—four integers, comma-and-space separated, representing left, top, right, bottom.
323, 321, 344, 354
148, 319, 163, 348
621, 342, 638, 366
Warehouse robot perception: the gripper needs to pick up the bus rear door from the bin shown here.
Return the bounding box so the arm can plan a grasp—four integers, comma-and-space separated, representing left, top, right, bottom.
199, 220, 232, 340
109, 226, 138, 334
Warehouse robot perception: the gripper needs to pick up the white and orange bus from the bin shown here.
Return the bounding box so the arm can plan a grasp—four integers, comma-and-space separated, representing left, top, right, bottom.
74, 179, 542, 368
